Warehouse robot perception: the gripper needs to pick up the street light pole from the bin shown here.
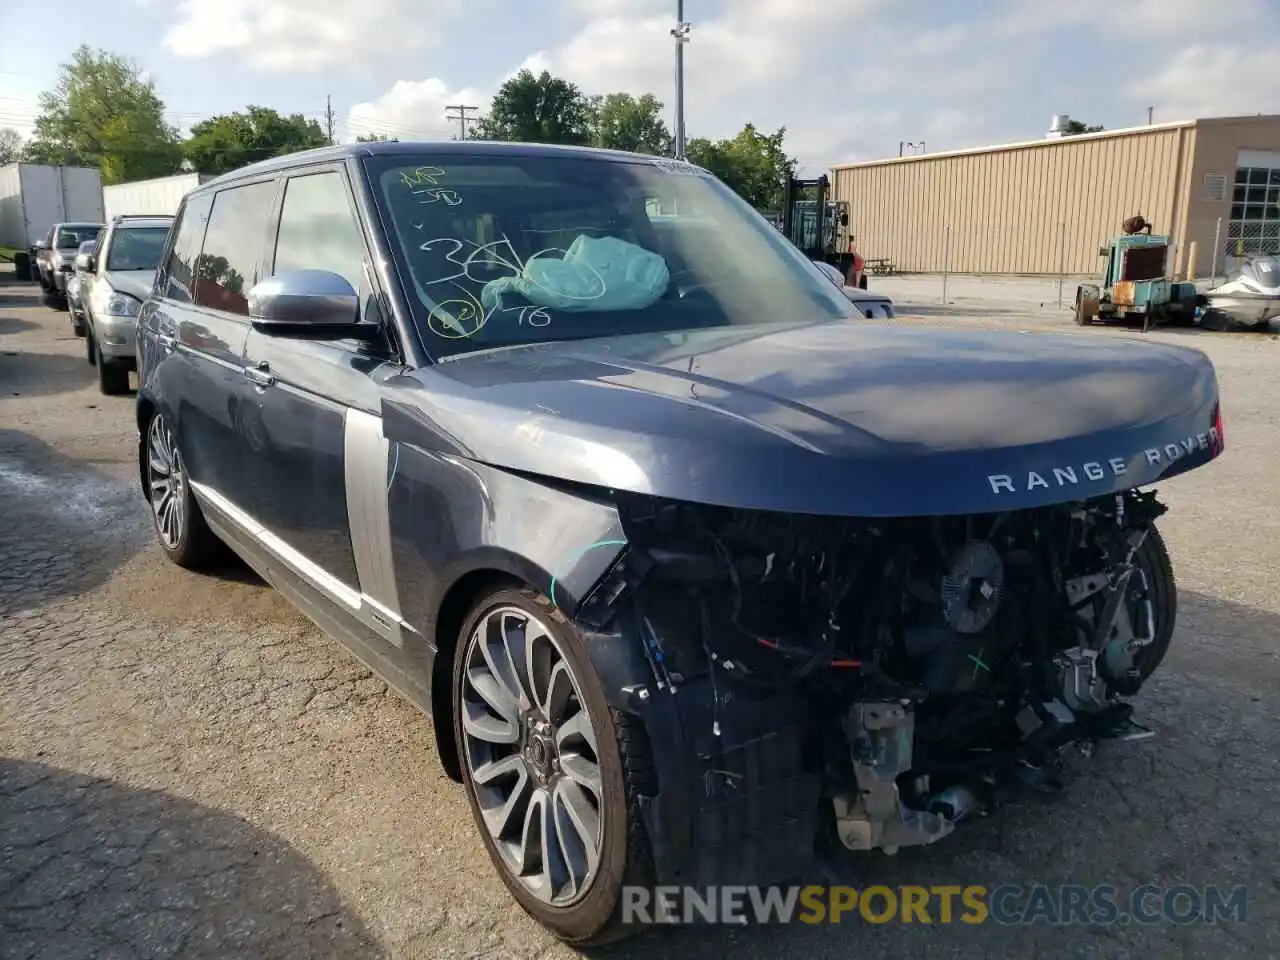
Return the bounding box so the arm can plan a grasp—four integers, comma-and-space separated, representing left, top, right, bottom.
672, 0, 690, 159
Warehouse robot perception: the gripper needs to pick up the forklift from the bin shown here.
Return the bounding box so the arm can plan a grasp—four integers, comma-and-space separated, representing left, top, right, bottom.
779, 174, 867, 288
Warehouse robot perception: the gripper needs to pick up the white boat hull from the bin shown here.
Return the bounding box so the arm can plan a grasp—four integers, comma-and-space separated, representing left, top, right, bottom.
1203, 292, 1280, 328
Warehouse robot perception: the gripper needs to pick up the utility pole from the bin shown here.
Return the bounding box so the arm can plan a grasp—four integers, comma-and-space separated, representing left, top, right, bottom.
671, 0, 691, 159
445, 105, 481, 141
324, 94, 336, 144
1147, 106, 1154, 125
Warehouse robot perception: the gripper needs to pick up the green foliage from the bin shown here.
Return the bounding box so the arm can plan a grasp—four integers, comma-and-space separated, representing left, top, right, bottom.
22, 45, 183, 184
474, 70, 593, 145
1063, 119, 1105, 135
588, 93, 670, 155
183, 106, 329, 176
0, 128, 24, 165
685, 123, 796, 210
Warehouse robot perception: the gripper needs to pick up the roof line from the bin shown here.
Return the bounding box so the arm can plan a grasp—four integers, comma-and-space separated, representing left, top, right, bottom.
831, 118, 1207, 170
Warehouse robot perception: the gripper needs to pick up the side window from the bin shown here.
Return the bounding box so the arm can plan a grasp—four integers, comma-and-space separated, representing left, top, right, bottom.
194, 180, 277, 316
273, 171, 366, 293
163, 194, 214, 303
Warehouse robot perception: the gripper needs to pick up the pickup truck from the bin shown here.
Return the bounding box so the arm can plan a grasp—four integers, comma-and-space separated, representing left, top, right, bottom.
35, 221, 105, 309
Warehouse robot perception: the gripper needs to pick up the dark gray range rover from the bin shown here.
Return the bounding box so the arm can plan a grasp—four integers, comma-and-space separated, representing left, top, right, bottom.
135, 141, 1222, 945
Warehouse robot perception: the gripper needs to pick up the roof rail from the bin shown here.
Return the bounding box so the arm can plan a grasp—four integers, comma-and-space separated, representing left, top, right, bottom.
111, 213, 175, 221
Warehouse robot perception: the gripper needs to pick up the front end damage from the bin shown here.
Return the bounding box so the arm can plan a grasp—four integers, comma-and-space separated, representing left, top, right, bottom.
573, 489, 1172, 886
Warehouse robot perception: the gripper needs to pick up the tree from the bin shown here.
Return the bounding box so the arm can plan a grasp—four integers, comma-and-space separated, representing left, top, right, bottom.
1063, 119, 1105, 135
685, 124, 796, 210
0, 128, 24, 165
356, 132, 398, 142
183, 106, 330, 176
22, 45, 182, 183
474, 70, 593, 145
589, 93, 671, 155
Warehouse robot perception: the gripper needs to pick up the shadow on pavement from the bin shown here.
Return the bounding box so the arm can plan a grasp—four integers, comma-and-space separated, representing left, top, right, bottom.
0, 758, 385, 959
0, 317, 37, 335
898, 302, 1068, 320
0, 351, 92, 399
0, 430, 151, 614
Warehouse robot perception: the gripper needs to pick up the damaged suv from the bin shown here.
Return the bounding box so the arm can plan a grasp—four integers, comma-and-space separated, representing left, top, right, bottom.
135, 141, 1224, 946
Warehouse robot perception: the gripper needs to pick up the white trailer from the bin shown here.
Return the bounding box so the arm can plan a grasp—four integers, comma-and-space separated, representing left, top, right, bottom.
102, 172, 212, 221
0, 163, 105, 249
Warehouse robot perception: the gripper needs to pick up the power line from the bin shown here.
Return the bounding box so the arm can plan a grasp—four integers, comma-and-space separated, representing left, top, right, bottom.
444, 104, 480, 141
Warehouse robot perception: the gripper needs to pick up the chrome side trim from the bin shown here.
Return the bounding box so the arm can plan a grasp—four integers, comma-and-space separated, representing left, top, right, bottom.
190, 480, 413, 648
343, 408, 406, 649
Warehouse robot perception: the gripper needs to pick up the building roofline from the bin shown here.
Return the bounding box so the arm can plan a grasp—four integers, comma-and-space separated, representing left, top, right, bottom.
832, 118, 1209, 170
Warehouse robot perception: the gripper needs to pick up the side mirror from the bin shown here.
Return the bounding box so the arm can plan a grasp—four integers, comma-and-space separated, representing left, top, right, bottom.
1098, 246, 1110, 257
75, 253, 95, 271
247, 269, 367, 335
34, 240, 50, 251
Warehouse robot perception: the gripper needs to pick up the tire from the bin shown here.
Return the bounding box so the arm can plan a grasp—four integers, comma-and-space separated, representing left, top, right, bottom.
452, 587, 656, 946
1132, 524, 1176, 680
97, 357, 130, 395
143, 411, 223, 569
1073, 290, 1091, 326
858, 275, 868, 290
85, 327, 96, 366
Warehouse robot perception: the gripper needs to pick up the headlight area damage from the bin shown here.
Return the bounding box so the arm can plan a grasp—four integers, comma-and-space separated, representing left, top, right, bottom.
573, 489, 1175, 886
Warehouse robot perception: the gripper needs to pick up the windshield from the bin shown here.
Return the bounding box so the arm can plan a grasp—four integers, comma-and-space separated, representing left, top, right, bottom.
55, 225, 101, 250
1250, 257, 1280, 289
105, 225, 171, 271
366, 152, 858, 358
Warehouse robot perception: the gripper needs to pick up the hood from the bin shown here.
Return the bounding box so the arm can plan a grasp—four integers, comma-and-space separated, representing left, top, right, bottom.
381, 322, 1223, 517
103, 270, 157, 302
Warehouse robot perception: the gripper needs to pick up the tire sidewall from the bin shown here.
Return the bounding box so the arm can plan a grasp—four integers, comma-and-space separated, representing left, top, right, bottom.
451, 587, 632, 943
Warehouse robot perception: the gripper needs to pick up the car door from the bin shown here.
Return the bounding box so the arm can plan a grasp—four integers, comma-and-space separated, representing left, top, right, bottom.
239, 163, 408, 649
142, 182, 271, 509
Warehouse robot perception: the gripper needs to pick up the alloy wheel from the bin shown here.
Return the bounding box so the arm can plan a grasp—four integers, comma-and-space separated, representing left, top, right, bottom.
460, 606, 605, 907
146, 416, 187, 549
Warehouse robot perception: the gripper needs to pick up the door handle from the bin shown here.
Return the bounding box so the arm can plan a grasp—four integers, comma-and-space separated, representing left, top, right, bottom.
156, 333, 175, 350
244, 362, 275, 388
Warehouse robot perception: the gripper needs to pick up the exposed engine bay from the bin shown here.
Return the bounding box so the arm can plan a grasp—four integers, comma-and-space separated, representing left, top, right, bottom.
582, 488, 1172, 874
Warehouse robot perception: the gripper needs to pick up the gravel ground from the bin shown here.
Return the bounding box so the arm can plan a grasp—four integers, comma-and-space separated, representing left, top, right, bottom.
1, 269, 1278, 959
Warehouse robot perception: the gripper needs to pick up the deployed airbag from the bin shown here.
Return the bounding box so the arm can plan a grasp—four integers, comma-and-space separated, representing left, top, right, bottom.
481, 234, 670, 313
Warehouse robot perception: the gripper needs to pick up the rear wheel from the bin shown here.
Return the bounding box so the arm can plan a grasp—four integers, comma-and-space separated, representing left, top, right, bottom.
453, 588, 655, 946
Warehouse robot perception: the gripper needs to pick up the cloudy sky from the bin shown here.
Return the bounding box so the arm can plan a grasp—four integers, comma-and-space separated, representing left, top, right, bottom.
2, 0, 1278, 173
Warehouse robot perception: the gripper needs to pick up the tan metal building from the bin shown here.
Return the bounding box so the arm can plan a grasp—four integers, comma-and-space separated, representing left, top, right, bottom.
831, 114, 1280, 278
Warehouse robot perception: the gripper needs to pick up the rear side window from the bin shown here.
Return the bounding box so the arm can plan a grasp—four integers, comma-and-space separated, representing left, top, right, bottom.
194, 180, 277, 316
163, 194, 214, 302
273, 171, 366, 294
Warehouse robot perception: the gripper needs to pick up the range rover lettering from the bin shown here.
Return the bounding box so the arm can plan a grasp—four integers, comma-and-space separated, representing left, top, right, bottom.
135, 141, 1225, 946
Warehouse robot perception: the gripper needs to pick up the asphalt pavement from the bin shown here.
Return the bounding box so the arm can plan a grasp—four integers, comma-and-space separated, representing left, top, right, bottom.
1, 269, 1277, 959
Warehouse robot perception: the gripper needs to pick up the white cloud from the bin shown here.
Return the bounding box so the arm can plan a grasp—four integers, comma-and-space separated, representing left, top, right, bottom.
346, 78, 492, 142
163, 0, 464, 72
998, 0, 1261, 38
1124, 44, 1280, 120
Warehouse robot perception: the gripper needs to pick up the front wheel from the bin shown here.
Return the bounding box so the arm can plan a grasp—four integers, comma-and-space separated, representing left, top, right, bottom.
452, 588, 655, 946
97, 357, 130, 395
1131, 524, 1177, 680
144, 412, 222, 569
